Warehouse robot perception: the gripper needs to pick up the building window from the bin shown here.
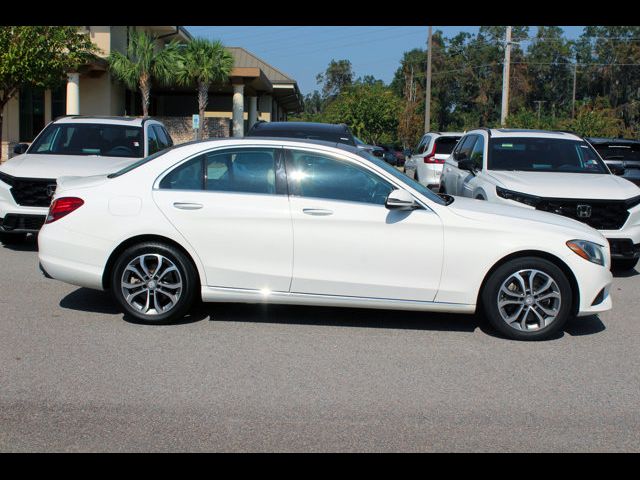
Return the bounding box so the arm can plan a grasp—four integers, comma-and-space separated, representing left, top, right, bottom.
51, 85, 67, 120
19, 87, 45, 142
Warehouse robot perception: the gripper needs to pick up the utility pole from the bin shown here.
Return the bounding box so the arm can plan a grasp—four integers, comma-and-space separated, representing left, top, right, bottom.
425, 25, 432, 133
534, 100, 546, 127
572, 62, 577, 118
500, 26, 512, 127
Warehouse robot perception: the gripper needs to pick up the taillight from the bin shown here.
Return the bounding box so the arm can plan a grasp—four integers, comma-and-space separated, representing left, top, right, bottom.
45, 197, 84, 224
423, 143, 444, 163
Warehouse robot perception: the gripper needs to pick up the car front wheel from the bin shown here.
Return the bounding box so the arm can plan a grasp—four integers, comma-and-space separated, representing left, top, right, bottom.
111, 242, 198, 324
481, 257, 573, 341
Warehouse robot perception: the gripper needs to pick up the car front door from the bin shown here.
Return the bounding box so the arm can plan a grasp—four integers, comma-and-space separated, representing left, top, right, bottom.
285, 147, 444, 301
152, 146, 293, 292
459, 135, 486, 198
452, 135, 480, 197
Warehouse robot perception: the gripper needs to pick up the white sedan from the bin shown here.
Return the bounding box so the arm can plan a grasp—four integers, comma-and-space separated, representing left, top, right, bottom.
38, 138, 613, 340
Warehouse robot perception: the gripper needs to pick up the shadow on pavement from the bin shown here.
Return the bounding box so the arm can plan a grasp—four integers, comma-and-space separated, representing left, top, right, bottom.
59, 287, 606, 338
205, 303, 480, 333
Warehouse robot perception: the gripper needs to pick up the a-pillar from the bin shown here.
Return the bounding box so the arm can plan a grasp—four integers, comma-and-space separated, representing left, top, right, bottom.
248, 96, 258, 129
66, 72, 80, 115
232, 82, 245, 137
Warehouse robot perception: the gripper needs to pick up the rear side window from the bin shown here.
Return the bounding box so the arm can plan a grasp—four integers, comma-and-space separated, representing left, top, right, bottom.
434, 137, 461, 155
592, 143, 640, 161
159, 148, 278, 195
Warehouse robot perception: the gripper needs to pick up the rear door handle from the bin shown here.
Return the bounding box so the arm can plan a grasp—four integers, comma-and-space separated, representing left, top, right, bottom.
303, 208, 333, 216
173, 202, 203, 210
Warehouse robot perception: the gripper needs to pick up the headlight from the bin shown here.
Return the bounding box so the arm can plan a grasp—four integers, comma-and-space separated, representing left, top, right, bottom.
566, 240, 606, 266
0, 171, 14, 186
496, 186, 541, 207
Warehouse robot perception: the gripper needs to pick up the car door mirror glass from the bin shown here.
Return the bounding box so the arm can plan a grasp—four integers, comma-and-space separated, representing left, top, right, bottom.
385, 189, 419, 210
609, 164, 625, 176
458, 158, 476, 173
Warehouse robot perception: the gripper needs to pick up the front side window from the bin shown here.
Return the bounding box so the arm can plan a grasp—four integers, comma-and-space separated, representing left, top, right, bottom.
457, 135, 478, 161
469, 135, 485, 169
29, 123, 144, 158
159, 148, 278, 195
147, 126, 160, 155
286, 149, 393, 205
488, 137, 609, 174
152, 125, 169, 151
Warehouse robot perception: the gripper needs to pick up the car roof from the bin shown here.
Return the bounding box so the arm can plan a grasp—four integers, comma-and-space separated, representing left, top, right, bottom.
586, 137, 640, 145
171, 136, 362, 155
52, 116, 159, 127
467, 128, 583, 141
426, 132, 465, 137
248, 121, 351, 134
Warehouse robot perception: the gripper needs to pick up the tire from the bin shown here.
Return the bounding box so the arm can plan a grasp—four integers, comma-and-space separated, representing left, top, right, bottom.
481, 257, 573, 341
110, 242, 198, 324
611, 257, 639, 272
0, 232, 28, 245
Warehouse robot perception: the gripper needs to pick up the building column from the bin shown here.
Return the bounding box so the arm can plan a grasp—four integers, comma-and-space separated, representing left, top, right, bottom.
66, 72, 80, 115
261, 94, 272, 122
232, 83, 245, 137
248, 96, 258, 129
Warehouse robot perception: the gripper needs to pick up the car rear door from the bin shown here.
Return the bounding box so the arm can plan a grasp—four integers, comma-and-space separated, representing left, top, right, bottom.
152, 146, 293, 292
284, 147, 444, 301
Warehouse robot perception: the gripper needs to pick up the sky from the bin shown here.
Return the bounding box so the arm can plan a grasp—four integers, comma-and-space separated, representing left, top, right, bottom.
184, 26, 586, 95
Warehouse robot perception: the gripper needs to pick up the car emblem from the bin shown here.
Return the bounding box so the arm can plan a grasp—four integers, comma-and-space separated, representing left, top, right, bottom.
46, 184, 57, 197
576, 204, 592, 218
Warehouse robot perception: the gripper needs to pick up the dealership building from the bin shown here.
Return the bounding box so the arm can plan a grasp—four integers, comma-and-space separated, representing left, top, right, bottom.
1, 26, 303, 160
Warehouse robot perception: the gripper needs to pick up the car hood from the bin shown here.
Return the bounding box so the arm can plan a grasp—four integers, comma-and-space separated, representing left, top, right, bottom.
486, 170, 640, 200
446, 196, 605, 243
0, 153, 139, 179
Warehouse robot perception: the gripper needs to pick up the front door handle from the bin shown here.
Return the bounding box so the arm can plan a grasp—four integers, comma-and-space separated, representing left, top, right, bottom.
173, 202, 203, 210
302, 208, 333, 216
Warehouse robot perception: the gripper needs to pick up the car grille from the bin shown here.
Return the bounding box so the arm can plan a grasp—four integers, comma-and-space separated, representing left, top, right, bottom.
9, 177, 56, 207
0, 213, 46, 231
535, 199, 630, 230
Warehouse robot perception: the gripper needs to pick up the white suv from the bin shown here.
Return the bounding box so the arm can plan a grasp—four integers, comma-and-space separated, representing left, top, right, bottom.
440, 128, 640, 270
0, 116, 173, 244
404, 132, 463, 190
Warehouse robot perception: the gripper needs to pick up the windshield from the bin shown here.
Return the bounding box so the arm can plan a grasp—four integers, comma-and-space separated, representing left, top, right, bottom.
355, 150, 447, 206
488, 137, 609, 174
30, 123, 144, 158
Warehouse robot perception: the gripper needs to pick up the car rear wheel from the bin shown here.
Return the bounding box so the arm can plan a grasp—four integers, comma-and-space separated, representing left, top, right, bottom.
611, 258, 638, 272
111, 242, 198, 324
481, 257, 573, 341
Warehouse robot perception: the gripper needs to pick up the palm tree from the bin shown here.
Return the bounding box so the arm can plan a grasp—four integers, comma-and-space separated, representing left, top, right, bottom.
108, 30, 181, 117
176, 38, 234, 135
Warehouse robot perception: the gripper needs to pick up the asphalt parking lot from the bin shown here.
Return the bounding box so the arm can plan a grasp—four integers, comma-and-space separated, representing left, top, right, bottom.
1, 237, 639, 452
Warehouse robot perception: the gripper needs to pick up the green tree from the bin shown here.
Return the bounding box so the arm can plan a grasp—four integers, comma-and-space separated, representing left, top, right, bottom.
0, 26, 97, 160
108, 30, 182, 117
175, 38, 234, 134
323, 83, 401, 144
316, 59, 353, 99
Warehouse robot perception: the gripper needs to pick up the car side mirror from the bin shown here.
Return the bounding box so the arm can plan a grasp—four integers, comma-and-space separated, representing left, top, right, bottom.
458, 158, 476, 174
385, 189, 420, 211
13, 143, 29, 155
609, 164, 625, 176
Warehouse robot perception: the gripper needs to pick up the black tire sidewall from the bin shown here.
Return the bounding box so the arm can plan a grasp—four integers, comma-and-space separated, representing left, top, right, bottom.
482, 257, 573, 341
111, 242, 198, 324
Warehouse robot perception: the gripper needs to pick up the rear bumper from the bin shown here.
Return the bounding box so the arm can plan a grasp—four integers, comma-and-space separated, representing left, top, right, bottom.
0, 213, 46, 233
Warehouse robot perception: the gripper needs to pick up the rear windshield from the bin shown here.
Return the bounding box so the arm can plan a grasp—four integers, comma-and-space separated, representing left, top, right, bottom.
591, 143, 640, 162
488, 137, 609, 174
249, 127, 355, 146
434, 137, 461, 155
29, 123, 144, 158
